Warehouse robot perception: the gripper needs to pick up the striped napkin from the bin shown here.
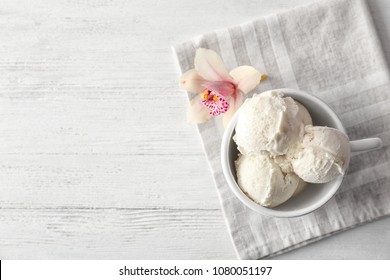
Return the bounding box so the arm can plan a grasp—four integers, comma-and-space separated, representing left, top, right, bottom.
174, 0, 390, 259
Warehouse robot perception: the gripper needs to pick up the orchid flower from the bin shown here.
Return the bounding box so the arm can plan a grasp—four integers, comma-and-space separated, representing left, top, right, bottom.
179, 48, 266, 127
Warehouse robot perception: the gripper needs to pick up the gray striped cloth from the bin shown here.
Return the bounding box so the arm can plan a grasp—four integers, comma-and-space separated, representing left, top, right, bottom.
173, 0, 390, 259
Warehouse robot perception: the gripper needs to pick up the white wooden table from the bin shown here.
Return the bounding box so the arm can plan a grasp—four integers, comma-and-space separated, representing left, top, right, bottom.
1, 0, 390, 259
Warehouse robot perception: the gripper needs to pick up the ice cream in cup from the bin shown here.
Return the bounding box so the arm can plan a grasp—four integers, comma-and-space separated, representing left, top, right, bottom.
221, 88, 383, 218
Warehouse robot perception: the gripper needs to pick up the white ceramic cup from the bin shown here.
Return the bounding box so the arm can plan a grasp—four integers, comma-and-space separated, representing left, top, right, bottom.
221, 88, 383, 218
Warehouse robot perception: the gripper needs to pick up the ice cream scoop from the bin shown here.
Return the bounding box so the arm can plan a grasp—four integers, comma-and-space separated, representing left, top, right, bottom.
291, 125, 350, 183
233, 90, 308, 155
235, 152, 302, 208
296, 101, 313, 127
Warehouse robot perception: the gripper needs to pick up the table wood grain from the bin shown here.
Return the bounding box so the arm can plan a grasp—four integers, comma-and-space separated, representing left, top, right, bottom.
1, 0, 390, 259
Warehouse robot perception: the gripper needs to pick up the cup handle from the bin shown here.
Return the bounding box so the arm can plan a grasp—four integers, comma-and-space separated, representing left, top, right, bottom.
350, 138, 383, 153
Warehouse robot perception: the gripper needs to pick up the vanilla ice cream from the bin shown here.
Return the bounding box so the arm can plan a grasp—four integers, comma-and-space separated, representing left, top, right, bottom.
235, 152, 301, 208
233, 90, 349, 208
296, 101, 313, 126
234, 91, 309, 155
292, 178, 307, 197
291, 125, 350, 183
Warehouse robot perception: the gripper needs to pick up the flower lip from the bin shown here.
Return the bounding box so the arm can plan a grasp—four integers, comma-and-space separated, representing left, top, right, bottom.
201, 90, 230, 116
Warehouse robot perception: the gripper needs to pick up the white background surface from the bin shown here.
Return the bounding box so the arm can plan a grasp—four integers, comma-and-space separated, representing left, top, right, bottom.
0, 0, 389, 259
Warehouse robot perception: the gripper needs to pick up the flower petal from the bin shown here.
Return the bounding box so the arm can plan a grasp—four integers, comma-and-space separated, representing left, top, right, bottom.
179, 69, 206, 93
229, 66, 262, 94
223, 93, 244, 128
194, 48, 232, 82
202, 81, 235, 97
187, 96, 212, 124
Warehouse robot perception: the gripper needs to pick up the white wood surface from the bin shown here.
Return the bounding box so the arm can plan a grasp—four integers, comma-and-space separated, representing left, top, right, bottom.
1, 0, 389, 259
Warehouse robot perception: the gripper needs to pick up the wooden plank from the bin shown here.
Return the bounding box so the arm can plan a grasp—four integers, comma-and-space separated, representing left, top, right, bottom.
0, 154, 221, 209
0, 208, 236, 259
0, 96, 201, 156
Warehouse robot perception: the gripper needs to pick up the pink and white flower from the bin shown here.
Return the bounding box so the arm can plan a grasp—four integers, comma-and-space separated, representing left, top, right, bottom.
179, 48, 266, 127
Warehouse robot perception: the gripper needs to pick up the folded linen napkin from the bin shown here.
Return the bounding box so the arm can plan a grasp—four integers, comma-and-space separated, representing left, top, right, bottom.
174, 0, 390, 259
